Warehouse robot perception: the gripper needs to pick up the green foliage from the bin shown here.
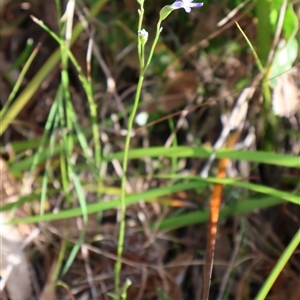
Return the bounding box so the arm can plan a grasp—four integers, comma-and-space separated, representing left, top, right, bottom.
1, 0, 299, 299
270, 0, 298, 39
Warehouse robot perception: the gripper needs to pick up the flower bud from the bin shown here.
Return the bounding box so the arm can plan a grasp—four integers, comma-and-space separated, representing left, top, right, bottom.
138, 28, 148, 45
159, 5, 174, 21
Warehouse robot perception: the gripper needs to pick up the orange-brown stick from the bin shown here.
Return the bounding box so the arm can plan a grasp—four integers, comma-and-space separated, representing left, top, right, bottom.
202, 133, 239, 300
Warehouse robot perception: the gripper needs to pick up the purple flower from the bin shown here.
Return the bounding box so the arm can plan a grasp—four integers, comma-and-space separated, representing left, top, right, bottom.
171, 0, 204, 13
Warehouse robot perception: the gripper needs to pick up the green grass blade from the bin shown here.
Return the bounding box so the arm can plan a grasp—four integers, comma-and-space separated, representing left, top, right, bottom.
255, 228, 300, 300
9, 179, 299, 225
9, 181, 201, 224
157, 196, 284, 230
0, 41, 40, 119
0, 0, 108, 135
108, 146, 300, 169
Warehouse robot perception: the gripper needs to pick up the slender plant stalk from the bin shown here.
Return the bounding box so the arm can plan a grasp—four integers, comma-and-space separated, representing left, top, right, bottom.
144, 20, 162, 72
114, 2, 164, 297
114, 70, 145, 297
0, 42, 40, 118
255, 0, 272, 65
255, 228, 300, 300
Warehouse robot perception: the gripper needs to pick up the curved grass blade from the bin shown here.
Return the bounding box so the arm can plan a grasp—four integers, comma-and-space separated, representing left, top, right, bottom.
9, 181, 201, 224
108, 146, 300, 169
255, 228, 300, 300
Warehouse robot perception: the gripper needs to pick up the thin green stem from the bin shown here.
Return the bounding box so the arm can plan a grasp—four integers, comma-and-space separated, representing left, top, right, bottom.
1, 41, 38, 118
121, 279, 132, 300
235, 21, 264, 73
144, 20, 162, 74
137, 1, 144, 64
255, 0, 272, 66
255, 228, 300, 300
114, 7, 165, 298
114, 72, 145, 297
140, 39, 145, 70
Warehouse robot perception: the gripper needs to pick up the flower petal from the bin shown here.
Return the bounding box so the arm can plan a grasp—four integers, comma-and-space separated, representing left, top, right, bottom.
171, 1, 204, 13
171, 1, 184, 9
190, 3, 204, 8
183, 6, 192, 13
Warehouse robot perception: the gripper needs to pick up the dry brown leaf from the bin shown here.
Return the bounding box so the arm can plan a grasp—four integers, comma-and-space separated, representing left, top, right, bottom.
49, 214, 100, 239
272, 71, 300, 117
1, 222, 32, 300
38, 257, 58, 300
0, 158, 32, 300
213, 228, 232, 280
142, 70, 198, 114
166, 252, 194, 286
268, 268, 300, 300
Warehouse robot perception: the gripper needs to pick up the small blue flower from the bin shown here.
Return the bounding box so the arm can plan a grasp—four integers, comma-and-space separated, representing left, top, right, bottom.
171, 0, 204, 13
